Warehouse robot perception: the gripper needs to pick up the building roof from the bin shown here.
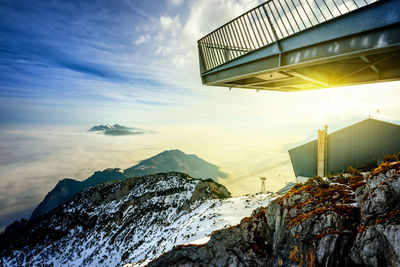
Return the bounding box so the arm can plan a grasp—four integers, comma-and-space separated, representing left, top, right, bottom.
289, 118, 400, 152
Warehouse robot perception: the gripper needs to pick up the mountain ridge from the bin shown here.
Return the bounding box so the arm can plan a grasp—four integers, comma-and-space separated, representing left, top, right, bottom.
30, 168, 128, 219
0, 172, 276, 266
30, 150, 228, 219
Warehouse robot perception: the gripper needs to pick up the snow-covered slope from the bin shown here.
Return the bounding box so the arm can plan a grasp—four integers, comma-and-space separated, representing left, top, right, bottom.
129, 192, 277, 266
0, 172, 275, 266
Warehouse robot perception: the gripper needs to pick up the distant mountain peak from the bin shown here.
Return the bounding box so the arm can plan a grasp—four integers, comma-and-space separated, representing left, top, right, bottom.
124, 149, 228, 180
88, 124, 144, 136
88, 124, 115, 131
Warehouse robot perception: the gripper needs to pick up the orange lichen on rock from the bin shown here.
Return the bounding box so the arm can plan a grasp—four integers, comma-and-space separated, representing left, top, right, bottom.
350, 180, 367, 191
306, 246, 317, 267
313, 230, 344, 240
371, 161, 400, 177
375, 210, 400, 224
288, 204, 356, 227
254, 208, 266, 219
358, 225, 367, 233
288, 244, 300, 262
277, 176, 362, 229
348, 175, 367, 190
349, 176, 364, 184
288, 244, 316, 266
241, 216, 251, 223
278, 184, 317, 206
292, 185, 353, 209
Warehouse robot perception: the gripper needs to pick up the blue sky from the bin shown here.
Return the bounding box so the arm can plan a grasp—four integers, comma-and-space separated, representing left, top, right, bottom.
0, 0, 400, 230
0, 0, 263, 125
0, 0, 183, 124
1, 0, 399, 128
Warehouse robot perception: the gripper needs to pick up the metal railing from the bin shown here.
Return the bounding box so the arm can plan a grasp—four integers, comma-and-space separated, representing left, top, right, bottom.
198, 0, 378, 73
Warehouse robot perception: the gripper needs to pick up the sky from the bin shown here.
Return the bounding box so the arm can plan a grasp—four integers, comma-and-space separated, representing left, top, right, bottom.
0, 0, 399, 230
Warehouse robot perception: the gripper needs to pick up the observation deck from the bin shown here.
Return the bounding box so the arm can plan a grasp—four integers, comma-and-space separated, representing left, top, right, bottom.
198, 0, 400, 91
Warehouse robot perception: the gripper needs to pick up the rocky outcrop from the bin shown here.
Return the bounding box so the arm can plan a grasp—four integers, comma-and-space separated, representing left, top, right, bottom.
351, 162, 400, 266
190, 179, 231, 202
150, 162, 400, 267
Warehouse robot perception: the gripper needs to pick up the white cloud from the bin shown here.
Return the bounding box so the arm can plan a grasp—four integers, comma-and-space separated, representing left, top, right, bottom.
160, 15, 181, 33
167, 0, 184, 6
149, 0, 260, 83
134, 34, 150, 45
124, 0, 266, 92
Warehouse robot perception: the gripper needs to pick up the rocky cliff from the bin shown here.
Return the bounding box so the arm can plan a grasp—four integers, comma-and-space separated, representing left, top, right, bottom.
150, 162, 400, 267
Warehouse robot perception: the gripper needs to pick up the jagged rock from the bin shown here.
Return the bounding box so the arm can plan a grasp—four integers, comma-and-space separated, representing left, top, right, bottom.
351, 225, 400, 266
190, 179, 231, 202
150, 162, 400, 267
350, 162, 400, 266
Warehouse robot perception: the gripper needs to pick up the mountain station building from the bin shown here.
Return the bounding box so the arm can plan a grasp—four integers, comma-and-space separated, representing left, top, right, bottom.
289, 118, 400, 178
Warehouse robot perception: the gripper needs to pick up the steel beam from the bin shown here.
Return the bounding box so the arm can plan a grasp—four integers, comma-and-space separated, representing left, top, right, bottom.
200, 0, 400, 91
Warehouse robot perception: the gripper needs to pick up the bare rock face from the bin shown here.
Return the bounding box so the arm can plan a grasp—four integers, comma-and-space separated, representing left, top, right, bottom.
150, 162, 400, 267
351, 163, 400, 266
190, 179, 231, 202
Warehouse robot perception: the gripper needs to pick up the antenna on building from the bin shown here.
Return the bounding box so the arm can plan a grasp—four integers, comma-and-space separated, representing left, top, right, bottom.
259, 176, 267, 193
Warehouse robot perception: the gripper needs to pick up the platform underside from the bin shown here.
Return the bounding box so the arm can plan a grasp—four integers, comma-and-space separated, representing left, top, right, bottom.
199, 0, 400, 92
210, 48, 400, 92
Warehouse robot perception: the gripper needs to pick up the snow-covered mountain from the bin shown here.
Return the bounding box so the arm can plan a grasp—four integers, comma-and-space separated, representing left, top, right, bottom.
0, 172, 275, 266
30, 150, 228, 220
30, 168, 128, 219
